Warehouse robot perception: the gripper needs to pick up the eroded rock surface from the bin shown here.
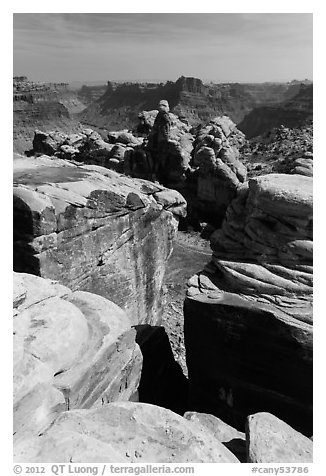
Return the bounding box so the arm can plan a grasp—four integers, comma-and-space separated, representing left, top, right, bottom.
246, 412, 313, 463
13, 154, 186, 326
242, 124, 313, 178
192, 116, 247, 224
13, 272, 142, 443
15, 402, 239, 463
185, 173, 313, 435
129, 110, 194, 187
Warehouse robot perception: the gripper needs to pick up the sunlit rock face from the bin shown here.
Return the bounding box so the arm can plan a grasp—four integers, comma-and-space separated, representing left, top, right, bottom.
13, 154, 186, 326
14, 401, 240, 463
246, 412, 313, 463
184, 173, 313, 435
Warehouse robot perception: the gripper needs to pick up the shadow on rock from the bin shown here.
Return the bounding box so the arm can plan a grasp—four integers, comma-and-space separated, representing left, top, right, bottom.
134, 325, 188, 416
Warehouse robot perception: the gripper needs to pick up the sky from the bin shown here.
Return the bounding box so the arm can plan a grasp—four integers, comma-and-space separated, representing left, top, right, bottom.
13, 12, 313, 84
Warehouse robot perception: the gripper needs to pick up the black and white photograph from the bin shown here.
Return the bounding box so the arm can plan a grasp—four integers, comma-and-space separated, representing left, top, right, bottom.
10, 3, 316, 471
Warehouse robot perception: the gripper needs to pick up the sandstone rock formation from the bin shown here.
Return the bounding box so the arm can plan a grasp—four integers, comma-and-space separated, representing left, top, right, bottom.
238, 83, 313, 138
128, 110, 194, 187
185, 173, 313, 435
184, 411, 246, 461
13, 153, 186, 326
246, 412, 313, 463
14, 402, 239, 463
14, 272, 142, 443
191, 116, 247, 224
79, 76, 305, 132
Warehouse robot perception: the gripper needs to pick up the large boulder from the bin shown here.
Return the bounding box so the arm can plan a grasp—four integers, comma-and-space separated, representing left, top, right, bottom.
133, 110, 194, 187
185, 174, 313, 435
15, 402, 240, 463
192, 116, 247, 224
184, 411, 246, 461
13, 272, 142, 444
246, 412, 313, 463
13, 154, 186, 326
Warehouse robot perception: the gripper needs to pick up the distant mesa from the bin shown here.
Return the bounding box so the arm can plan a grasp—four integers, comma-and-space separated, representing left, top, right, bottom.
79, 75, 313, 135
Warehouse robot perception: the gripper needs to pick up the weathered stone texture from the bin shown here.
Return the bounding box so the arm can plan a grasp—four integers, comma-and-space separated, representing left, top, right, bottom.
185, 173, 313, 435
13, 272, 142, 444
192, 116, 247, 222
246, 412, 313, 463
184, 411, 246, 461
13, 154, 186, 326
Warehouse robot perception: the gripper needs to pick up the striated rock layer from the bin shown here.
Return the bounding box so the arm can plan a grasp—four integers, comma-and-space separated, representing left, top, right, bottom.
184, 173, 313, 435
13, 154, 186, 326
13, 272, 142, 444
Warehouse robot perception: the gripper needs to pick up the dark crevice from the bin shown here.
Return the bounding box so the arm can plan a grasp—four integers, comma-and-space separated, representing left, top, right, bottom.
134, 325, 188, 416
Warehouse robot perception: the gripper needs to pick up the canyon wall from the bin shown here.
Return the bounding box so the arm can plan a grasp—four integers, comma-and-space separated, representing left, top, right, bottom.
238, 84, 313, 138
80, 76, 304, 132
13, 154, 186, 326
184, 173, 313, 435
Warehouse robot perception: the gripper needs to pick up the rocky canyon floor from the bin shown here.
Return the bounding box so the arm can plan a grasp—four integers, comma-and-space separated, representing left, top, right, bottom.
162, 230, 211, 376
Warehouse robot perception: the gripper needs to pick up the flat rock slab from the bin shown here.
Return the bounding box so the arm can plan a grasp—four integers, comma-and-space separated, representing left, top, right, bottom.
15, 402, 240, 463
13, 154, 186, 326
246, 412, 313, 463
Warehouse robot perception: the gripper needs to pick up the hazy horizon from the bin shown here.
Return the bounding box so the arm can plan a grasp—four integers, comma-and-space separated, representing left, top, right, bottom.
13, 13, 313, 83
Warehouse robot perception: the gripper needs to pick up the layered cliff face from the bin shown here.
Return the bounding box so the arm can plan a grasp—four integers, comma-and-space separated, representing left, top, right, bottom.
14, 76, 312, 155
76, 83, 108, 106
79, 76, 304, 132
13, 272, 241, 464
238, 84, 313, 138
13, 101, 82, 154
184, 173, 313, 435
241, 123, 313, 177
13, 154, 186, 326
15, 401, 239, 463
13, 78, 86, 153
